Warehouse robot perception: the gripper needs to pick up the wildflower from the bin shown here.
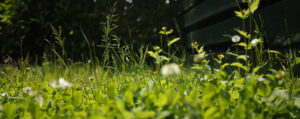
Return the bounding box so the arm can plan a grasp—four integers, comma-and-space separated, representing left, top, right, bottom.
251, 38, 259, 46
50, 78, 73, 89
232, 35, 241, 43
202, 59, 207, 63
184, 90, 188, 96
161, 63, 181, 76
148, 80, 154, 88
218, 54, 225, 59
275, 71, 285, 78
153, 46, 160, 50
23, 86, 35, 96
241, 9, 247, 14
180, 64, 184, 67
193, 52, 206, 63
191, 41, 198, 47
162, 27, 167, 31
165, 0, 170, 4
89, 77, 95, 81
153, 71, 158, 75
26, 67, 30, 71
0, 92, 8, 97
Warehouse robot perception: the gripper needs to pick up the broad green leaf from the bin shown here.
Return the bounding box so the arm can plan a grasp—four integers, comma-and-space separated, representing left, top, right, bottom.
168, 37, 180, 46
257, 81, 271, 97
267, 49, 281, 55
219, 93, 230, 106
253, 61, 268, 73
155, 93, 168, 107
296, 57, 300, 64
124, 90, 134, 106
265, 74, 275, 80
234, 11, 246, 19
3, 103, 18, 119
234, 78, 244, 89
204, 107, 220, 119
157, 111, 171, 119
235, 29, 250, 39
136, 111, 156, 118
229, 89, 240, 100
231, 62, 248, 71
249, 0, 260, 13
165, 29, 173, 35
237, 42, 247, 48
221, 63, 230, 69
232, 104, 246, 119
227, 52, 239, 57
147, 51, 158, 59
237, 55, 248, 62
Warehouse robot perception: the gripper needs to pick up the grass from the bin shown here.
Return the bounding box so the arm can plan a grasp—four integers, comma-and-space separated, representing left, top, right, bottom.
1, 0, 300, 118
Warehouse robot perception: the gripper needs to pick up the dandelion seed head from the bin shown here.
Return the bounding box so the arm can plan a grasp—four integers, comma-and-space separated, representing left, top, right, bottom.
232, 35, 241, 43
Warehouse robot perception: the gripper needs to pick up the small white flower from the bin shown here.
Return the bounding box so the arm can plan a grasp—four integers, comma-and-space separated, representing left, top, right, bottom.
165, 0, 170, 4
0, 92, 8, 97
161, 63, 181, 76
184, 90, 188, 96
50, 81, 58, 88
232, 35, 241, 43
193, 52, 206, 63
23, 87, 32, 93
251, 38, 259, 46
23, 86, 35, 96
50, 78, 73, 89
58, 78, 73, 88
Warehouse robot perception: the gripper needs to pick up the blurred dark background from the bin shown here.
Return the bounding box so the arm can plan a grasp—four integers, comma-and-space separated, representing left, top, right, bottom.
0, 0, 185, 61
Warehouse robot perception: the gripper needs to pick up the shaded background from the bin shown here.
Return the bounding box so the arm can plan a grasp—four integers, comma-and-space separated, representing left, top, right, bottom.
0, 0, 184, 61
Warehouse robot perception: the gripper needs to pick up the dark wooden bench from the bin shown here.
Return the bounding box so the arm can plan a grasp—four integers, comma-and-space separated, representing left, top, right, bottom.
178, 0, 300, 50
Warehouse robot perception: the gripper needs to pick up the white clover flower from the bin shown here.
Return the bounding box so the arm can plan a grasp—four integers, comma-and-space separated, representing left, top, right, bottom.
193, 52, 206, 63
232, 35, 241, 43
23, 86, 35, 96
23, 86, 32, 93
50, 78, 73, 89
58, 78, 73, 88
251, 38, 259, 46
0, 92, 8, 97
161, 63, 181, 76
165, 0, 170, 4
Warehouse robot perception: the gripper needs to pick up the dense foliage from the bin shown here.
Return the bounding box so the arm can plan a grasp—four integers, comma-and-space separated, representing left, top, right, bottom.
1, 0, 300, 118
